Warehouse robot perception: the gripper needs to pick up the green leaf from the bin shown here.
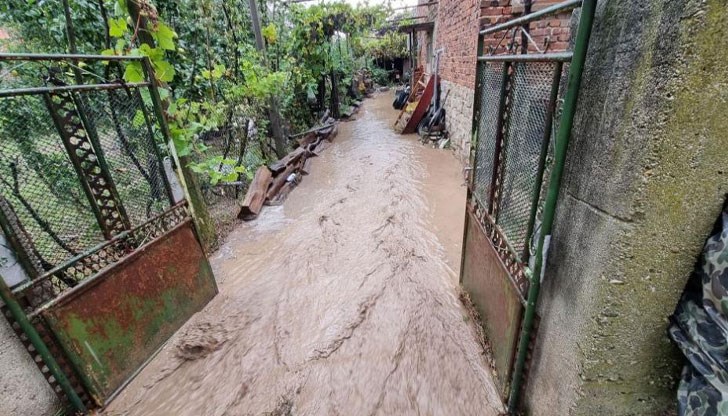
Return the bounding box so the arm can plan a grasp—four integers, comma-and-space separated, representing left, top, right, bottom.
123, 62, 144, 82
138, 44, 164, 61
154, 22, 176, 51
262, 23, 278, 44
212, 64, 226, 79
152, 59, 175, 82
101, 48, 115, 56
174, 137, 192, 156
115, 38, 126, 53
109, 17, 127, 38
221, 172, 238, 182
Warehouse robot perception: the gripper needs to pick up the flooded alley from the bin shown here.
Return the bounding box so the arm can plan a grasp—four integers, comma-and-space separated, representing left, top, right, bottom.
103, 92, 504, 416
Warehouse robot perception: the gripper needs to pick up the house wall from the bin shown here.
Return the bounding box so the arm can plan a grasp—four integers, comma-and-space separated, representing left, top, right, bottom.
429, 0, 481, 162
419, 0, 572, 163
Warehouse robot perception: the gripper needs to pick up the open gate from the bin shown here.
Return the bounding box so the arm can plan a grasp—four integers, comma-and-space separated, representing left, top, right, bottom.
0, 54, 217, 411
460, 0, 595, 412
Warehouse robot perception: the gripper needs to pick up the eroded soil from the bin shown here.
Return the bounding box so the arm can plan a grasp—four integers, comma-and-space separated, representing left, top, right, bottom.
103, 92, 503, 416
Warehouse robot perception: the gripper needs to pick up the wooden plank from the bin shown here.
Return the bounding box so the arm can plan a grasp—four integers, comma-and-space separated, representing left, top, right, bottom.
301, 158, 313, 175
239, 166, 273, 220
266, 160, 301, 200
297, 132, 318, 147
268, 147, 306, 174
402, 76, 435, 134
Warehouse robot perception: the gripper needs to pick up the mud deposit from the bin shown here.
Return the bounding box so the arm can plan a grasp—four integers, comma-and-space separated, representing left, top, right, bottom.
103, 93, 503, 415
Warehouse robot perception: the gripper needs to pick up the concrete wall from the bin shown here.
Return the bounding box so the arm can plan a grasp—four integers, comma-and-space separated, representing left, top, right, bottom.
524, 0, 728, 414
0, 312, 60, 416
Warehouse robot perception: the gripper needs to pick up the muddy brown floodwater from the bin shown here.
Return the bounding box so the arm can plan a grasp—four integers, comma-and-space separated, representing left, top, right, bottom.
103, 92, 504, 416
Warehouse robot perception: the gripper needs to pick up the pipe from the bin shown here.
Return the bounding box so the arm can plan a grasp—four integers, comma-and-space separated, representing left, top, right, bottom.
0, 276, 87, 413
478, 52, 573, 63
480, 0, 583, 35
506, 0, 597, 412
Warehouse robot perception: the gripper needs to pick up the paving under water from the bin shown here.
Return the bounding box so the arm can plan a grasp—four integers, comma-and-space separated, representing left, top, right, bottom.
103, 92, 503, 416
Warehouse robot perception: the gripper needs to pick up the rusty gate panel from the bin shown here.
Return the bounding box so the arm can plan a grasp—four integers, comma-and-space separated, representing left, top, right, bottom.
461, 210, 523, 397
40, 220, 217, 405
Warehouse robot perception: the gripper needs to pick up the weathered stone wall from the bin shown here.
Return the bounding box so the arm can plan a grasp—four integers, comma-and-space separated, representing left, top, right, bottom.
524, 0, 728, 414
0, 312, 59, 416
440, 80, 475, 163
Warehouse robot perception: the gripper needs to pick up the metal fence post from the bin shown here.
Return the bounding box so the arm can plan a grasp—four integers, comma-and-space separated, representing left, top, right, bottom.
507, 0, 597, 411
0, 276, 86, 414
522, 62, 563, 263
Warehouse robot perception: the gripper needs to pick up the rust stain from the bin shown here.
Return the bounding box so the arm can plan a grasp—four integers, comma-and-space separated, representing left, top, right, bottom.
41, 223, 217, 404
461, 211, 524, 398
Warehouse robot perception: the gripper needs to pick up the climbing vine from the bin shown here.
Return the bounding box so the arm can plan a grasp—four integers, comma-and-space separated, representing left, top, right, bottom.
1, 0, 396, 184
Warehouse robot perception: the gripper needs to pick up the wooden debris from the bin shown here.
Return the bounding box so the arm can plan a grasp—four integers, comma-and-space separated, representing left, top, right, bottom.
238, 166, 273, 220
267, 160, 301, 200
238, 116, 341, 221
301, 158, 313, 175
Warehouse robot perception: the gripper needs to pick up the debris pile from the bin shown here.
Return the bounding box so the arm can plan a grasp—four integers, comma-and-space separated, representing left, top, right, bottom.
239, 114, 338, 221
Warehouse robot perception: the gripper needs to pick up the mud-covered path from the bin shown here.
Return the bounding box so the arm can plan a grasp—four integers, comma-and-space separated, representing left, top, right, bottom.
103, 93, 504, 416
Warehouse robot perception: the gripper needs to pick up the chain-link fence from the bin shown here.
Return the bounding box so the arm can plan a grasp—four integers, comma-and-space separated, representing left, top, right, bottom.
0, 55, 178, 305
194, 115, 267, 239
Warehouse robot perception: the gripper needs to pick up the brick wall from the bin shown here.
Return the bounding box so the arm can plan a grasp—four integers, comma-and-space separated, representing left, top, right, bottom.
411, 0, 574, 162
432, 0, 481, 89
480, 1, 572, 54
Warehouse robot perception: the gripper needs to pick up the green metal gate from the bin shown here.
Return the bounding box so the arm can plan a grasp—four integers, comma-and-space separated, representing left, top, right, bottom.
460, 0, 596, 412
0, 53, 218, 412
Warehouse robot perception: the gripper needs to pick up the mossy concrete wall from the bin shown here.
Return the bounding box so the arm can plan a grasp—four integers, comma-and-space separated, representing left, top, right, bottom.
0, 313, 59, 416
524, 0, 728, 414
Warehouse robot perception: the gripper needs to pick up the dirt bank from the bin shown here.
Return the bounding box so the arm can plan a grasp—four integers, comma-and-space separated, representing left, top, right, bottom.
103, 92, 503, 416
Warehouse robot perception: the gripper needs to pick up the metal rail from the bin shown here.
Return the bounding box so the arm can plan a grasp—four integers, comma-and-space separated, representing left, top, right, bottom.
0, 82, 152, 98
480, 0, 583, 35
477, 52, 573, 63
506, 0, 597, 412
12, 202, 189, 298
0, 277, 87, 413
0, 53, 146, 62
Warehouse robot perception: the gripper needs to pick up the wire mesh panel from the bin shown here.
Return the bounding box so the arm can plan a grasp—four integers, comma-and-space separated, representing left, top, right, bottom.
0, 56, 175, 291
473, 63, 504, 209
526, 63, 570, 260
496, 62, 557, 255
81, 89, 171, 227
0, 94, 104, 270
193, 114, 266, 239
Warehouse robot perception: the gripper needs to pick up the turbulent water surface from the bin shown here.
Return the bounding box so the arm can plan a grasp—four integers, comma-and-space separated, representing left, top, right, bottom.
103, 92, 504, 416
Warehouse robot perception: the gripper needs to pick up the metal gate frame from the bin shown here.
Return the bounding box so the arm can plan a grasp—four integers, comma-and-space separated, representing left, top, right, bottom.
0, 53, 218, 413
460, 0, 596, 412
